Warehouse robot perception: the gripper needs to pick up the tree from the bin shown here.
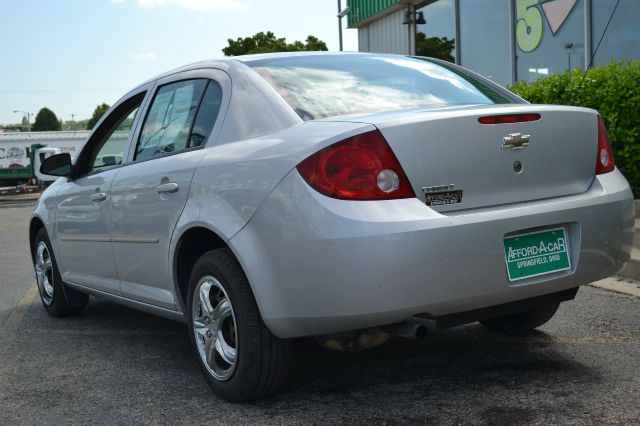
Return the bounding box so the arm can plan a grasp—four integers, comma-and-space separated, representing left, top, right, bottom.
31, 107, 62, 131
302, 35, 328, 52
62, 119, 89, 131
415, 33, 455, 63
87, 103, 111, 130
222, 31, 328, 56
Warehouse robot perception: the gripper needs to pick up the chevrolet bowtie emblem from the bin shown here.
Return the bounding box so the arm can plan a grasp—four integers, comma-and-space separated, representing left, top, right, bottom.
502, 133, 530, 150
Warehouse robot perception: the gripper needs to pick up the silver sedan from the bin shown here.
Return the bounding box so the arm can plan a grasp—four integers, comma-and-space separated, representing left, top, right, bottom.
30, 52, 634, 401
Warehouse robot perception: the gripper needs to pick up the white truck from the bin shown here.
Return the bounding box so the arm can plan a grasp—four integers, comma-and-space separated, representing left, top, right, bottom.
0, 131, 89, 185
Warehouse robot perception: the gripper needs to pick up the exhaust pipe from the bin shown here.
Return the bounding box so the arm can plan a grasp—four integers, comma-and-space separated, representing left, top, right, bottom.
391, 317, 432, 340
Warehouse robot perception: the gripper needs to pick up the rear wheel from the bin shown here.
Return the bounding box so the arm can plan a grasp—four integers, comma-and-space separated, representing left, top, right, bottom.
480, 303, 560, 335
187, 248, 290, 401
32, 228, 88, 317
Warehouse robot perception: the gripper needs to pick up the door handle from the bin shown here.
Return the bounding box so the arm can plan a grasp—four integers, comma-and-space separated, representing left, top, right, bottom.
156, 182, 179, 194
91, 192, 107, 202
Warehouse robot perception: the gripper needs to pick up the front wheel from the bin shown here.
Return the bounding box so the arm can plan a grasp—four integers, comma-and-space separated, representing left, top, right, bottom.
187, 249, 290, 401
32, 228, 88, 317
480, 303, 560, 335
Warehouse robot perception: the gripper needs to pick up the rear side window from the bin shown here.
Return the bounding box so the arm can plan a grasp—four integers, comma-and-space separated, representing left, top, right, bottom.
249, 55, 512, 120
189, 82, 223, 147
135, 79, 207, 161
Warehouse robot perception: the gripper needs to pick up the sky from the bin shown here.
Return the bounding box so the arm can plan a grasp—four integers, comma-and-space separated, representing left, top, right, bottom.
0, 0, 357, 125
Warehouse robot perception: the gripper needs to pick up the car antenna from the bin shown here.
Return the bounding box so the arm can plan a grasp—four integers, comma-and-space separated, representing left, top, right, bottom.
571, 0, 621, 105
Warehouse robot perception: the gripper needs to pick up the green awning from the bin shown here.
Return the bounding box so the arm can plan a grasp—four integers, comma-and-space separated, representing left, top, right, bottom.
347, 0, 400, 27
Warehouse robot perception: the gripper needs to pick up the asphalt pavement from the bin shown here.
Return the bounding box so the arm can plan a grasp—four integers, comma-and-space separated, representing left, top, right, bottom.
0, 204, 39, 325
1, 205, 639, 425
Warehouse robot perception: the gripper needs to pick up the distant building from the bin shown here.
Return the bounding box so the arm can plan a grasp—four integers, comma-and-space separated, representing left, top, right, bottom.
347, 0, 640, 86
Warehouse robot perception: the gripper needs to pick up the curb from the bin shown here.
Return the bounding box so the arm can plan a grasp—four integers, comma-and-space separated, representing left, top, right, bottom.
589, 276, 640, 298
0, 202, 37, 209
0, 197, 39, 203
0, 194, 41, 204
0, 192, 39, 209
0, 186, 40, 197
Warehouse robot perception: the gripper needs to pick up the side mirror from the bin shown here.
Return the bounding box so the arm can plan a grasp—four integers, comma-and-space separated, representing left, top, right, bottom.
40, 153, 72, 177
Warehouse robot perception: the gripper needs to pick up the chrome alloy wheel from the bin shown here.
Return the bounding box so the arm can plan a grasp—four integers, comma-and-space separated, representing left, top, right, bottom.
192, 276, 238, 381
34, 241, 54, 305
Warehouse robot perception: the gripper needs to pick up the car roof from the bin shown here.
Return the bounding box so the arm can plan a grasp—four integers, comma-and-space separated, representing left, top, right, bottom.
139, 51, 375, 86
233, 50, 368, 62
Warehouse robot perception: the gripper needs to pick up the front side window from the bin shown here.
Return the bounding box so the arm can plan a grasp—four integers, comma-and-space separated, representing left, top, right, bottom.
81, 93, 144, 176
91, 107, 138, 172
249, 55, 512, 120
135, 79, 207, 161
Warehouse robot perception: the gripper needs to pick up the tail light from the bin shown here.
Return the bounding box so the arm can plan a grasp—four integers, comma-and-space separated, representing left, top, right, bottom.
296, 130, 415, 200
595, 115, 615, 174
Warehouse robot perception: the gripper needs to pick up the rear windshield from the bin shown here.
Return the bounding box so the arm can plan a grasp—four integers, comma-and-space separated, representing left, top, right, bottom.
248, 55, 513, 120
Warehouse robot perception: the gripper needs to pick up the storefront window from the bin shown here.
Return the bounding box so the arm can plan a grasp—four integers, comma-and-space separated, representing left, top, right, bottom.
415, 0, 456, 63
592, 0, 640, 66
459, 0, 510, 86
515, 0, 585, 82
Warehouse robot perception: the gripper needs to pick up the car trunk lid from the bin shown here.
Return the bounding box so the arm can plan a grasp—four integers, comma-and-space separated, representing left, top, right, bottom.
327, 104, 599, 212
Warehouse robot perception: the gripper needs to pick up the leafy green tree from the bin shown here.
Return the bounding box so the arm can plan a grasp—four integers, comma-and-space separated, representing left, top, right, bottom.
86, 103, 111, 130
62, 119, 89, 131
222, 31, 328, 56
31, 107, 62, 131
415, 33, 455, 63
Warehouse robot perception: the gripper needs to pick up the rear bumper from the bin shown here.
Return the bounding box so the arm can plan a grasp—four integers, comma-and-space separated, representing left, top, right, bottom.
231, 169, 634, 338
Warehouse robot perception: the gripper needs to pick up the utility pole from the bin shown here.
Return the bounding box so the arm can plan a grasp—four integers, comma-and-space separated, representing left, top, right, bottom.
338, 0, 343, 51
13, 110, 33, 131
337, 1, 351, 51
564, 43, 573, 71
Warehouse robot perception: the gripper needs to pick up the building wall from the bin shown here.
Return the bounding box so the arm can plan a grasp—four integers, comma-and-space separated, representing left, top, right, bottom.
352, 0, 640, 87
358, 8, 412, 55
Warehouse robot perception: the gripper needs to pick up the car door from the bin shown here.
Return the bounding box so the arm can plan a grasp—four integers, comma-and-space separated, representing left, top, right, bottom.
109, 70, 229, 308
55, 88, 150, 293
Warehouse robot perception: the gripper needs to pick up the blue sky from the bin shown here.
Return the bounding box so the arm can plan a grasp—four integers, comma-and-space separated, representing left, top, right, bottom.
0, 0, 357, 125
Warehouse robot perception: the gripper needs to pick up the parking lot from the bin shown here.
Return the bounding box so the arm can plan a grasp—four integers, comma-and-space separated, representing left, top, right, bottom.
1, 204, 639, 425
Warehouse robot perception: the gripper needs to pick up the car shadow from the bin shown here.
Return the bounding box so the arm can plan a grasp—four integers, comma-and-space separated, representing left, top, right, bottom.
280, 325, 595, 393
8, 295, 602, 425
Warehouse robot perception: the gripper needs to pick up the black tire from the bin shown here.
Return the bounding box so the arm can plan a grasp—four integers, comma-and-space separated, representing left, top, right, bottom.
187, 248, 290, 402
32, 228, 88, 317
480, 303, 560, 335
